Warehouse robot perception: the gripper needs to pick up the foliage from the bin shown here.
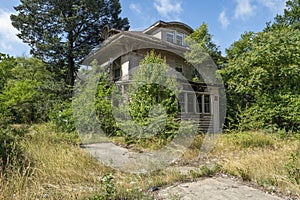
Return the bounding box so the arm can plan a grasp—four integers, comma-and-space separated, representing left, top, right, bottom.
0, 53, 15, 92
221, 27, 300, 132
94, 72, 118, 136
0, 57, 65, 124
272, 0, 300, 29
71, 60, 119, 137
130, 50, 178, 120
116, 50, 179, 141
11, 0, 129, 87
188, 23, 225, 68
228, 132, 275, 148
49, 100, 75, 133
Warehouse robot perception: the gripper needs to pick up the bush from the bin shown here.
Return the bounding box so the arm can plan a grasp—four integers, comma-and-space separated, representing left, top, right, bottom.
49, 100, 75, 133
0, 57, 67, 124
117, 51, 179, 142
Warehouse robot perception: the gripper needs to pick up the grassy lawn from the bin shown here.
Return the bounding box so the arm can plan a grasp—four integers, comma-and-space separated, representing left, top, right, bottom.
0, 124, 299, 199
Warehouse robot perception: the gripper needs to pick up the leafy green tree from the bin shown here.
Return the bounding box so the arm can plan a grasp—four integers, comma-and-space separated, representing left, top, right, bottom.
188, 23, 225, 68
0, 53, 15, 92
11, 0, 129, 87
220, 32, 255, 125
70, 60, 118, 137
274, 0, 300, 29
95, 71, 118, 136
0, 57, 64, 123
221, 27, 300, 131
119, 50, 179, 140
129, 50, 178, 121
225, 32, 255, 60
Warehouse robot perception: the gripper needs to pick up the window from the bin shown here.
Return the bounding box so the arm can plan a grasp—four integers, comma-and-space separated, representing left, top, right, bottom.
166, 32, 174, 43
187, 93, 194, 113
204, 95, 210, 113
114, 67, 121, 80
166, 31, 185, 46
179, 92, 211, 114
113, 57, 121, 80
176, 33, 183, 45
178, 92, 185, 112
176, 66, 183, 73
196, 93, 202, 113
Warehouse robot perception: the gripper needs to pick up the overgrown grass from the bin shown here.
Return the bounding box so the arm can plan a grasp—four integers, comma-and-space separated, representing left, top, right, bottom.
0, 124, 110, 200
1, 125, 299, 199
212, 131, 300, 197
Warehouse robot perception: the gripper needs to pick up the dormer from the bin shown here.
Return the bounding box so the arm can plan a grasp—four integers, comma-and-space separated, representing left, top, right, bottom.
100, 25, 122, 42
143, 20, 193, 46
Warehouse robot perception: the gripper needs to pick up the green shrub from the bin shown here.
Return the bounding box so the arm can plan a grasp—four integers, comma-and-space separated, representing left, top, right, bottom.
94, 73, 118, 136
0, 57, 67, 124
49, 100, 75, 133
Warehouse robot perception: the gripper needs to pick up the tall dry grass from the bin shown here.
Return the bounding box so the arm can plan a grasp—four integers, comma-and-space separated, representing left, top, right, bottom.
1, 125, 299, 199
0, 124, 110, 200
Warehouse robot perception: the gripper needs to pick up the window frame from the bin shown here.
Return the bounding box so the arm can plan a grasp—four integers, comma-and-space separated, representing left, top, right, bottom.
179, 92, 211, 114
114, 67, 121, 80
176, 33, 184, 45
166, 31, 174, 43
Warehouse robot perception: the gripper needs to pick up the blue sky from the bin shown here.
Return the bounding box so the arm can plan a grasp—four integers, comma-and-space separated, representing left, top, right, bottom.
0, 0, 286, 57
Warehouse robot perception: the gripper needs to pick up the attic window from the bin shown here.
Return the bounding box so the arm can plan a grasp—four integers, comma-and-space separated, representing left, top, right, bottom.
166, 31, 185, 46
166, 32, 174, 43
176, 33, 183, 45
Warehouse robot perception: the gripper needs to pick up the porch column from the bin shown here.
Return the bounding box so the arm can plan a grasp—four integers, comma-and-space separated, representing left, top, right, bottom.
208, 86, 220, 133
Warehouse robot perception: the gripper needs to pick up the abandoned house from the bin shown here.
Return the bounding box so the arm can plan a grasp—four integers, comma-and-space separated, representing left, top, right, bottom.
82, 20, 222, 133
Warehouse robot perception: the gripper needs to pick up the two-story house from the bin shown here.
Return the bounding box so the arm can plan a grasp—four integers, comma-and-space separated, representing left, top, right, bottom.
82, 20, 222, 133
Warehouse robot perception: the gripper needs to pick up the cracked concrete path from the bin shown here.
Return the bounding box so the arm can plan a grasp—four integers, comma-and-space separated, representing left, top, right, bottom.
81, 142, 283, 200
156, 177, 283, 200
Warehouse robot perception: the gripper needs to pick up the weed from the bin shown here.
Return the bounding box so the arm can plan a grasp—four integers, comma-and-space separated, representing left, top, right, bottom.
190, 164, 222, 178
285, 152, 300, 185
228, 132, 275, 149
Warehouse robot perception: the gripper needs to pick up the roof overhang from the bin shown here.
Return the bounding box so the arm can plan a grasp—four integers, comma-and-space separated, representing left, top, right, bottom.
81, 31, 189, 66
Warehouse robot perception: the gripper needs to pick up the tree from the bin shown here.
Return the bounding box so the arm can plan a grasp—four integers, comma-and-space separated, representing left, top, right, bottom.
11, 0, 129, 87
274, 0, 300, 29
220, 27, 300, 131
114, 50, 179, 140
188, 23, 225, 68
225, 32, 255, 60
0, 57, 64, 123
0, 53, 15, 92
129, 50, 178, 121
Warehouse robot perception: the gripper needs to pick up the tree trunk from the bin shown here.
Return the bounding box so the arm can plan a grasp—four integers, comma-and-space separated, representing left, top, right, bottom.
67, 55, 75, 87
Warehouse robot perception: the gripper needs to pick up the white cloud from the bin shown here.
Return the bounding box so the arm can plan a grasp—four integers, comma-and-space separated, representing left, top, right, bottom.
257, 0, 286, 14
234, 0, 256, 20
153, 0, 182, 20
0, 9, 21, 46
219, 11, 229, 28
129, 3, 142, 15
0, 9, 29, 56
